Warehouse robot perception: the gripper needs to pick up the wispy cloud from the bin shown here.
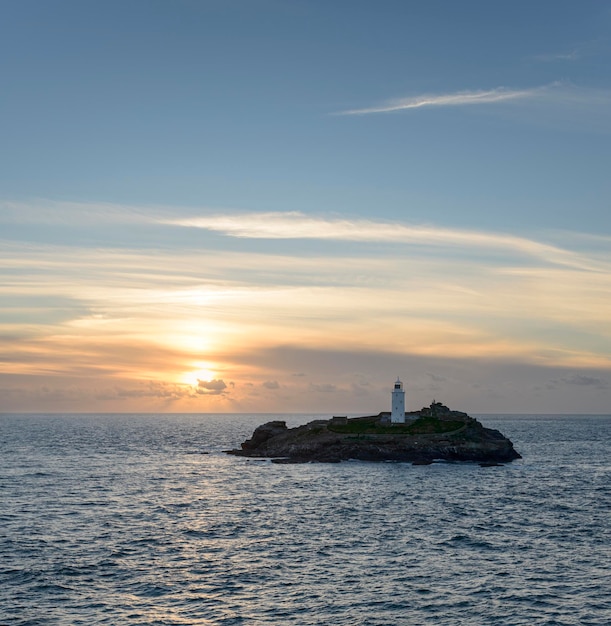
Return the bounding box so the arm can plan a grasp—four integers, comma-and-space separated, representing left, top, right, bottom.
6, 199, 608, 275
534, 50, 580, 62
163, 211, 606, 271
532, 38, 607, 63
0, 199, 150, 225
337, 85, 549, 115
335, 83, 611, 129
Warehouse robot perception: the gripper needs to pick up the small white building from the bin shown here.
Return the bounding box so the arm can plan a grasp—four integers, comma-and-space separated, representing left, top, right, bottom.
390, 377, 405, 423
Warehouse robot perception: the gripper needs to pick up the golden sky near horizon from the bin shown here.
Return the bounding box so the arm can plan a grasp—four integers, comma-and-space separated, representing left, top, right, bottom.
1, 203, 610, 414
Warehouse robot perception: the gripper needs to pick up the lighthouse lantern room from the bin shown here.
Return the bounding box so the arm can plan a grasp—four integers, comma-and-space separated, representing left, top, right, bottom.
391, 378, 405, 424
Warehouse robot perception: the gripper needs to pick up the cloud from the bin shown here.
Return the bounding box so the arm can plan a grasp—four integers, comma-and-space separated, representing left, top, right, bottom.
0, 376, 239, 411
534, 50, 580, 62
0, 199, 150, 226
109, 381, 194, 399
262, 380, 280, 389
2, 226, 611, 389
197, 379, 228, 394
532, 39, 606, 63
560, 374, 608, 389
335, 83, 611, 132
5, 200, 609, 273
337, 85, 550, 115
427, 373, 449, 383
310, 383, 338, 393
163, 211, 605, 271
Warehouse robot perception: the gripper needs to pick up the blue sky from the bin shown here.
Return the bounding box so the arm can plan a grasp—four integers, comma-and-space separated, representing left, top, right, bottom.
1, 0, 610, 412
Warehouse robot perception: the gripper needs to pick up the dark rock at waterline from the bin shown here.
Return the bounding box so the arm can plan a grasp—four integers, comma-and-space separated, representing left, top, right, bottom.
240, 420, 288, 450
226, 409, 521, 464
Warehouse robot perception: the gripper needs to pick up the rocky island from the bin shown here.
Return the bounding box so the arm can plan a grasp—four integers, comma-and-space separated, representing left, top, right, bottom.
227, 400, 521, 465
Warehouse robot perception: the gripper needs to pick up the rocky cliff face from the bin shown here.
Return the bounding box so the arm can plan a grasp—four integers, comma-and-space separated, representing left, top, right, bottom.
227, 412, 521, 464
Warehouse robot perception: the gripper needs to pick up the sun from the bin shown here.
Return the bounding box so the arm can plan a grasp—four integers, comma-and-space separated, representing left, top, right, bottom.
180, 363, 218, 386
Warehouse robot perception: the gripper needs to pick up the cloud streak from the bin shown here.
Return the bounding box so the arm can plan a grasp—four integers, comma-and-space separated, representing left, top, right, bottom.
0, 199, 151, 226
164, 211, 606, 271
534, 50, 580, 62
337, 85, 549, 115
6, 199, 608, 274
532, 38, 606, 63
335, 83, 611, 129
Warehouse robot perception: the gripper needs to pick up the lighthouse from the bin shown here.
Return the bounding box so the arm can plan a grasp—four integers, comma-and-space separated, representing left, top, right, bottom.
391, 377, 405, 423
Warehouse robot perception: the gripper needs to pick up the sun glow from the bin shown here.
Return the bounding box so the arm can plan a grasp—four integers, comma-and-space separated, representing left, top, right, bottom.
180, 363, 219, 386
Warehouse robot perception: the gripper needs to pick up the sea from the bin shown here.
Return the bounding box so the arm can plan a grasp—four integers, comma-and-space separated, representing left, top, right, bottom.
1, 413, 609, 626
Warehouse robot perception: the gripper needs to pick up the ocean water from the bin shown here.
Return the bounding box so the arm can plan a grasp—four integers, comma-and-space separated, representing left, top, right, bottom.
1, 413, 610, 626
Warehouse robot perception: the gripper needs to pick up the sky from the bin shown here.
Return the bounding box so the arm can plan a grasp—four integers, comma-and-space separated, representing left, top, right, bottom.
1, 0, 611, 414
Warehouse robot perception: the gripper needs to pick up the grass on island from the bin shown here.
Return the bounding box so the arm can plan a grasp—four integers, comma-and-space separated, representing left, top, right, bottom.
328, 416, 465, 435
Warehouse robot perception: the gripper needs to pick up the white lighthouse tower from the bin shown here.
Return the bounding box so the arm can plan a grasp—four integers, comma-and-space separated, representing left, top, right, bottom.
391, 377, 405, 423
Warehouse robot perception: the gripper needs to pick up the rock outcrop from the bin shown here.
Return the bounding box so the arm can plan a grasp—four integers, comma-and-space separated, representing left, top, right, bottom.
227, 408, 521, 464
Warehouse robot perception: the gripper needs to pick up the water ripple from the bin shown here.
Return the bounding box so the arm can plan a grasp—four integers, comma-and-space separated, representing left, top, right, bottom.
1, 413, 610, 625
